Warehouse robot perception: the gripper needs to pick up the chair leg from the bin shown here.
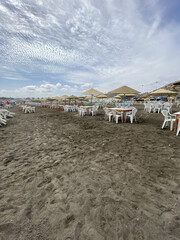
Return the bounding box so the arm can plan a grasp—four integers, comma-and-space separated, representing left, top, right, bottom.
130, 116, 133, 123
116, 116, 119, 124
176, 125, 180, 136
170, 121, 174, 131
162, 120, 166, 129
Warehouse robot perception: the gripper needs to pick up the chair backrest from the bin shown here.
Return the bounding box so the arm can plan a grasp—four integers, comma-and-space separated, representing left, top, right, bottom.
161, 110, 168, 119
132, 108, 137, 116
163, 106, 171, 113
112, 110, 117, 117
164, 102, 171, 107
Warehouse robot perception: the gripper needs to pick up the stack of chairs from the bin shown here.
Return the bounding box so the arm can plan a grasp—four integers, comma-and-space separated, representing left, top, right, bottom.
0, 109, 15, 126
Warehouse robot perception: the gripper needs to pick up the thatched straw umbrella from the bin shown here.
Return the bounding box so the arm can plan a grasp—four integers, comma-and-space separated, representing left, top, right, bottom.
82, 88, 103, 106
114, 95, 121, 99
59, 95, 69, 105
148, 89, 177, 102
96, 94, 107, 99
46, 98, 57, 101
149, 89, 177, 96
109, 86, 139, 108
67, 95, 78, 105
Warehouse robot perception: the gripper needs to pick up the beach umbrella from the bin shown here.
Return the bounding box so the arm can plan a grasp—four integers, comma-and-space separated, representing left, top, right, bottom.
68, 95, 78, 99
82, 88, 103, 106
60, 95, 69, 104
78, 95, 85, 100
149, 89, 177, 96
54, 96, 63, 101
149, 89, 177, 102
118, 93, 136, 97
78, 95, 85, 105
114, 95, 121, 99
96, 94, 107, 98
109, 86, 139, 108
60, 95, 69, 99
67, 95, 78, 104
108, 85, 139, 95
39, 98, 47, 101
78, 95, 85, 99
144, 98, 150, 101
168, 96, 175, 101
86, 95, 96, 100
46, 98, 57, 101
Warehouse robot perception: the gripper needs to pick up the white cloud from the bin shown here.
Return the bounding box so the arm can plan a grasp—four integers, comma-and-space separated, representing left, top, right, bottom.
0, 82, 81, 98
56, 83, 62, 87
81, 83, 93, 90
22, 85, 37, 92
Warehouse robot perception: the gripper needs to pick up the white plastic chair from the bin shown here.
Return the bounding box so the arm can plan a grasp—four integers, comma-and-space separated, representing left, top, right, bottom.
108, 110, 114, 122
125, 108, 137, 123
90, 106, 98, 116
161, 110, 175, 131
0, 109, 15, 118
176, 116, 180, 136
78, 107, 82, 116
0, 115, 6, 126
153, 102, 161, 113
145, 102, 152, 113
103, 107, 113, 121
115, 111, 123, 124
31, 107, 35, 113
80, 108, 87, 116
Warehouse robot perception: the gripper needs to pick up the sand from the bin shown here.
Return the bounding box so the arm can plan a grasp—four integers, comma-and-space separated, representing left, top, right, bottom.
0, 105, 180, 240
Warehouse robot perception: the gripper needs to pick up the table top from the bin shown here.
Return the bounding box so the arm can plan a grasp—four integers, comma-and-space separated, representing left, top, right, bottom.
108, 107, 133, 111
174, 111, 180, 115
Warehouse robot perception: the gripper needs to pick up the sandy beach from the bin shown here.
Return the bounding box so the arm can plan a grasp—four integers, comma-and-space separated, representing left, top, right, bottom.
0, 105, 180, 240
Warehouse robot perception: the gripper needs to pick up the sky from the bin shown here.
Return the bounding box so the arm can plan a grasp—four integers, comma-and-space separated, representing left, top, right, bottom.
0, 0, 180, 98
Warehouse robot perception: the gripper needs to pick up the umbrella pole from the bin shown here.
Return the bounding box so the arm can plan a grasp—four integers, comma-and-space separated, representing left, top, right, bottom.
123, 94, 126, 109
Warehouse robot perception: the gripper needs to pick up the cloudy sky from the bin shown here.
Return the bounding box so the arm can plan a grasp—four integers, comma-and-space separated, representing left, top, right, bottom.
0, 0, 180, 98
